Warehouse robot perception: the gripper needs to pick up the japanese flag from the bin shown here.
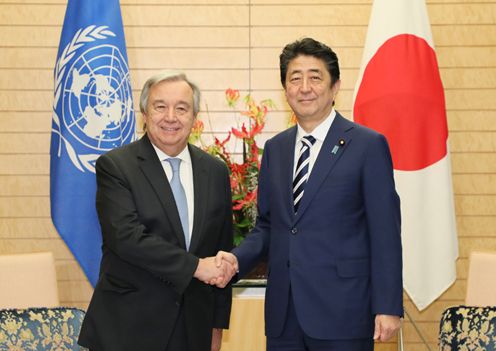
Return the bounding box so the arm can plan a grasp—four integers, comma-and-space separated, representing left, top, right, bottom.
353, 0, 458, 310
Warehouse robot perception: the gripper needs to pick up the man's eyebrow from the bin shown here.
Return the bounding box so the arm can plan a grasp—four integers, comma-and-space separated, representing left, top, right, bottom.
176, 100, 192, 107
151, 99, 191, 106
151, 99, 165, 104
308, 68, 323, 74
289, 68, 323, 74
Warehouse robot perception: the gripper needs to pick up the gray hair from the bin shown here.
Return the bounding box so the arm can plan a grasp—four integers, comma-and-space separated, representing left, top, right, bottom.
139, 70, 201, 116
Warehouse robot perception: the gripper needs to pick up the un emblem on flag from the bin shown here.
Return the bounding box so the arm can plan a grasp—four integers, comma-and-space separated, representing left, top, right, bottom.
64, 45, 134, 150
52, 26, 136, 173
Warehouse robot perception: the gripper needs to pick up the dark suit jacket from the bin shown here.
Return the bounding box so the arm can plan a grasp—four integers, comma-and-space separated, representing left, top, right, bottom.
233, 113, 403, 339
78, 135, 233, 351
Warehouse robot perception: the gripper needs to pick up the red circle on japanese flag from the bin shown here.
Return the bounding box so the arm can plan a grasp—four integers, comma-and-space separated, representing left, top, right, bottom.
354, 34, 448, 171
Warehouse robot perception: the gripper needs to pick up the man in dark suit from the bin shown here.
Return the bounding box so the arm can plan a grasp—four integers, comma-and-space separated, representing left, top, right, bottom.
215, 38, 403, 350
78, 71, 234, 351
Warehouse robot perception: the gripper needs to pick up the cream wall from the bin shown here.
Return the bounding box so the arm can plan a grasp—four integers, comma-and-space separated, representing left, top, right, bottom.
0, 0, 495, 349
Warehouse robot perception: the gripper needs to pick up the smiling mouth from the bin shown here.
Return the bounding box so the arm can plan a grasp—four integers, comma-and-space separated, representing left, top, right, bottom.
161, 126, 180, 132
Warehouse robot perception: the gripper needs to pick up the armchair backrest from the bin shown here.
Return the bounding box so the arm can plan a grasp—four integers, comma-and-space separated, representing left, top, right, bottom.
439, 305, 496, 350
0, 307, 86, 350
466, 251, 496, 306
0, 252, 59, 309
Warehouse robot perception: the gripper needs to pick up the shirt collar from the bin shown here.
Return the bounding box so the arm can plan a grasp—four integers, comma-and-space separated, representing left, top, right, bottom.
151, 143, 192, 165
296, 108, 336, 143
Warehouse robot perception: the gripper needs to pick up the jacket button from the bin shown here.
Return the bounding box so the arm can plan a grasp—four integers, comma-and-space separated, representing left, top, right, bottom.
291, 228, 298, 235
287, 261, 290, 267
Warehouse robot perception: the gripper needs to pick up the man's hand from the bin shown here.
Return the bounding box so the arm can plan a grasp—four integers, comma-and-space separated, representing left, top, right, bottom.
373, 314, 402, 342
211, 328, 223, 351
212, 251, 239, 288
194, 257, 225, 284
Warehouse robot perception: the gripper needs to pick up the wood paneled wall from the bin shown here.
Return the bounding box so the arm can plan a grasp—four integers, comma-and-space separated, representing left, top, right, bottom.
0, 0, 495, 349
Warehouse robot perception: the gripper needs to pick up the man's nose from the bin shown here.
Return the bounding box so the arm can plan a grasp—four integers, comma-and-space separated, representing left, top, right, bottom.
163, 108, 177, 121
301, 77, 311, 92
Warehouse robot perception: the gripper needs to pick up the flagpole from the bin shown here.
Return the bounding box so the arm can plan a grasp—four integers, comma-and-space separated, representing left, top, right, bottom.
397, 326, 403, 351
400, 306, 433, 351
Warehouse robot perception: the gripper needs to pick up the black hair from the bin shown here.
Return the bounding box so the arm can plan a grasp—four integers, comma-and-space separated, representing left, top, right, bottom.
279, 37, 340, 88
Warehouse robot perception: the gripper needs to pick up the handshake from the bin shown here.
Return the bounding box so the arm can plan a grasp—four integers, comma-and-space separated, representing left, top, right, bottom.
194, 251, 238, 288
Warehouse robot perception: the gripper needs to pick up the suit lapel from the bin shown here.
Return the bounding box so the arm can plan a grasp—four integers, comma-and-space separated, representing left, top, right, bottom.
137, 135, 186, 248
188, 145, 208, 253
294, 113, 354, 222
280, 127, 298, 220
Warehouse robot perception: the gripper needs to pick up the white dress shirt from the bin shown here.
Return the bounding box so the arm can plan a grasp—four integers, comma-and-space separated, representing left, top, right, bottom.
293, 109, 336, 179
151, 144, 194, 239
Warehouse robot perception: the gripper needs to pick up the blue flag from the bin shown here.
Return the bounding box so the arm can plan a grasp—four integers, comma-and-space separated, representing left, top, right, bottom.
50, 0, 136, 286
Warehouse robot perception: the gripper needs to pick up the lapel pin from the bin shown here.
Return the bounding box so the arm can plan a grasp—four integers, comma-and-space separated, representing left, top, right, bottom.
331, 139, 346, 155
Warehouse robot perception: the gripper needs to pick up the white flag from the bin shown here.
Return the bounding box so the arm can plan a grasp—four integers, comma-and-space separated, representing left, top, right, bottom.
353, 0, 458, 310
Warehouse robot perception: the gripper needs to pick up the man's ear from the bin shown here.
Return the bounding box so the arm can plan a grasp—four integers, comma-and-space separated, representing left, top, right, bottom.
141, 112, 148, 132
331, 79, 341, 93
331, 79, 341, 101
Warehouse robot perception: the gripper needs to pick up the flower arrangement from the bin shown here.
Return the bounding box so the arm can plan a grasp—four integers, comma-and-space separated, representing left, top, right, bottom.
190, 89, 275, 246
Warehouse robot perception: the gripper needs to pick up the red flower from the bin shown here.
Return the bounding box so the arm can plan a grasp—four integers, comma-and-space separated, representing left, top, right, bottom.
189, 119, 204, 143
225, 88, 240, 108
231, 124, 249, 139
233, 191, 257, 211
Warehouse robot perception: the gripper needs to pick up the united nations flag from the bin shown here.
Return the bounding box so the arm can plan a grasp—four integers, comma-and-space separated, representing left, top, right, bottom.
50, 0, 136, 286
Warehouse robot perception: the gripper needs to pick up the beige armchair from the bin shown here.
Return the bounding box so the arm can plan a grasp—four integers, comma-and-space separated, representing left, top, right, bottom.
0, 252, 59, 309
438, 251, 496, 350
0, 307, 86, 350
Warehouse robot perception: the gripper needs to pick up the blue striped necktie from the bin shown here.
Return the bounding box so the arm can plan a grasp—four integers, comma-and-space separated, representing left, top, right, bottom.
293, 135, 316, 213
165, 158, 190, 250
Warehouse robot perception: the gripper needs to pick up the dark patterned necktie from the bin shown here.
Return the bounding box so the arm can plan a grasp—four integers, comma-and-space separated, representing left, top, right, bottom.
293, 135, 316, 213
